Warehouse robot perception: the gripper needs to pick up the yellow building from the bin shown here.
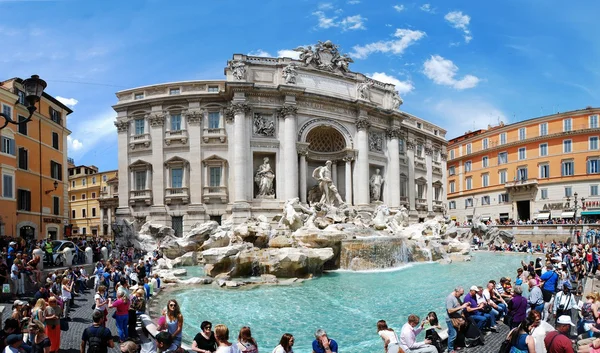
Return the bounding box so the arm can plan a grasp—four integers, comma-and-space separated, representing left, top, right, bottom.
0, 76, 72, 240
68, 165, 117, 237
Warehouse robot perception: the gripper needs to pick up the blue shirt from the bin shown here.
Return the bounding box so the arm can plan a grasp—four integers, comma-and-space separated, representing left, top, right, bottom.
312, 338, 338, 353
540, 270, 559, 291
7, 246, 14, 259
463, 292, 481, 315
144, 283, 151, 299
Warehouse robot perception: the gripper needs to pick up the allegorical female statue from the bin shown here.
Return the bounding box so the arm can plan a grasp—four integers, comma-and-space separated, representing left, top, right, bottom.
255, 157, 275, 198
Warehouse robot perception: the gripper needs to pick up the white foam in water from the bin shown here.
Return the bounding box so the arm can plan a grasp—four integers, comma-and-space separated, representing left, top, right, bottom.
330, 261, 429, 273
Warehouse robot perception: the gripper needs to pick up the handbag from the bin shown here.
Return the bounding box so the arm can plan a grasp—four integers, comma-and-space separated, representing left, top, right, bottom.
60, 318, 69, 331
498, 339, 511, 353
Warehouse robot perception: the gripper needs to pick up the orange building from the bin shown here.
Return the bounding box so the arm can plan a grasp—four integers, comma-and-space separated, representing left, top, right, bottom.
0, 77, 72, 240
447, 107, 600, 223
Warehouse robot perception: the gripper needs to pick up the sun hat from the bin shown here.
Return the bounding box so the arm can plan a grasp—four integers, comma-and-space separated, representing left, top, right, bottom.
469, 285, 478, 291
556, 315, 575, 326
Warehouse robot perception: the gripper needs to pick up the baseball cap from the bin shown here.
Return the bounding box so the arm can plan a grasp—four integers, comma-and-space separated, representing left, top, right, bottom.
556, 315, 575, 326
13, 300, 25, 306
470, 285, 479, 291
6, 334, 22, 345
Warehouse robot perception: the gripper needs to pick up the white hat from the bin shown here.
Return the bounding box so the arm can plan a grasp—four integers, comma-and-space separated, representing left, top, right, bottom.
470, 285, 479, 291
556, 315, 575, 326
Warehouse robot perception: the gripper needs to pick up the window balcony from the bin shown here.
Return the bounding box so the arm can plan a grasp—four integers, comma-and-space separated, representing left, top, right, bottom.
203, 186, 228, 203
416, 197, 427, 210
400, 196, 409, 207
129, 133, 151, 150
165, 187, 190, 204
433, 200, 444, 211
129, 189, 152, 205
203, 127, 227, 143
414, 155, 427, 171
505, 178, 538, 192
165, 130, 189, 146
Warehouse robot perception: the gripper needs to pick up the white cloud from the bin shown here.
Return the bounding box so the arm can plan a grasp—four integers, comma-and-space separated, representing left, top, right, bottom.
312, 11, 338, 29
422, 55, 480, 89
351, 28, 426, 59
420, 4, 434, 12
393, 4, 405, 12
56, 96, 78, 107
367, 72, 414, 95
318, 2, 335, 10
432, 99, 507, 139
248, 49, 271, 57
66, 110, 116, 159
340, 15, 366, 31
445, 11, 472, 43
277, 49, 301, 59
347, 0, 361, 4
313, 10, 366, 31
67, 135, 83, 151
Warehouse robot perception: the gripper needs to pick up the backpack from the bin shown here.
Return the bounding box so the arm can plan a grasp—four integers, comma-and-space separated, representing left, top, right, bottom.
86, 327, 106, 353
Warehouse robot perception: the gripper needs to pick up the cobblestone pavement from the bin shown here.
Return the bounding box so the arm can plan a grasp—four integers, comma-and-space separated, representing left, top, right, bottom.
1, 289, 120, 353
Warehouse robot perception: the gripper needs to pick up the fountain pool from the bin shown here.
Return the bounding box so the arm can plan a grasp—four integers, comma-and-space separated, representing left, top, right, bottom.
159, 252, 532, 353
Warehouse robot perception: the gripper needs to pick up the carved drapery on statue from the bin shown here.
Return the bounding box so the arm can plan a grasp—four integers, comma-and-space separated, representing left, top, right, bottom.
282, 64, 298, 84
229, 60, 246, 80
255, 157, 275, 198
293, 40, 354, 73
370, 169, 385, 202
312, 160, 344, 206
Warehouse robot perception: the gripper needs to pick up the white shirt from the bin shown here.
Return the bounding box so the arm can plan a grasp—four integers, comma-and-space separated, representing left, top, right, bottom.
399, 323, 426, 351
94, 293, 107, 311
215, 345, 240, 353
379, 330, 399, 345
9, 264, 18, 280
531, 320, 555, 353
272, 345, 293, 353
4, 346, 18, 353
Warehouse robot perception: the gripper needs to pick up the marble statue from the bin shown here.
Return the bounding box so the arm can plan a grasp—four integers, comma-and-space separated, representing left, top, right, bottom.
230, 61, 246, 80
370, 169, 384, 202
294, 45, 316, 66
334, 54, 353, 73
279, 198, 304, 231
369, 132, 383, 152
313, 160, 344, 206
397, 205, 409, 227
307, 185, 322, 205
357, 81, 373, 100
255, 157, 275, 198
391, 90, 403, 110
282, 64, 298, 84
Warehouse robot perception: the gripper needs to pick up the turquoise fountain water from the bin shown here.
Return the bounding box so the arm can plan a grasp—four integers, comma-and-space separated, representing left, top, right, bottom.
162, 252, 532, 353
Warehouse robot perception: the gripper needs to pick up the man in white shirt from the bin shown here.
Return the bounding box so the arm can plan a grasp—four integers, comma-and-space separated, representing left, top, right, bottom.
399, 314, 437, 353
4, 334, 23, 353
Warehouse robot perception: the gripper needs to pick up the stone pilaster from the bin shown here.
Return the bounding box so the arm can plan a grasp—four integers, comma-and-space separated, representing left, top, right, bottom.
386, 128, 401, 208
298, 149, 308, 203
406, 138, 417, 214
149, 112, 166, 206
186, 109, 203, 205
114, 120, 131, 213
354, 117, 371, 206
229, 102, 251, 203
343, 155, 354, 205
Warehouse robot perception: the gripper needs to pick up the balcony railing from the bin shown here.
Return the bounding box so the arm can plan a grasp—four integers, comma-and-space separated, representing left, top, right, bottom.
203, 185, 228, 203
132, 133, 150, 141
203, 127, 227, 143
505, 178, 538, 191
129, 133, 151, 150
165, 187, 189, 204
129, 189, 152, 205
165, 129, 188, 146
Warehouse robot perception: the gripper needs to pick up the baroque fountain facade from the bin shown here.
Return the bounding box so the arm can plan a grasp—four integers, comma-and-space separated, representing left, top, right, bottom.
111, 41, 510, 280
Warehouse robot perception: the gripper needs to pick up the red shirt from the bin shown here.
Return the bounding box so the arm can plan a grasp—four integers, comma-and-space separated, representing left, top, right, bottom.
544, 331, 574, 353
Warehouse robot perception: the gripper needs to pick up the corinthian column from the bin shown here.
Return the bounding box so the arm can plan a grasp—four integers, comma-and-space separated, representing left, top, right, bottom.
149, 112, 166, 206
229, 102, 251, 203
279, 105, 299, 200
354, 117, 371, 206
386, 128, 401, 208
186, 109, 203, 205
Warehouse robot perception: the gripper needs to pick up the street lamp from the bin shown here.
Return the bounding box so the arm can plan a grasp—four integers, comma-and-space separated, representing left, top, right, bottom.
0, 75, 47, 130
44, 180, 59, 194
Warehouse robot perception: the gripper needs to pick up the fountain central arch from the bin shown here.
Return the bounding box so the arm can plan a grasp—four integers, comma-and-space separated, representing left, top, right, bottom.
298, 121, 356, 204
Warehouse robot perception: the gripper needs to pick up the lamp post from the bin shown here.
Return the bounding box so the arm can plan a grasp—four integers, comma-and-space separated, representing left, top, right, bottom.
44, 180, 59, 194
573, 192, 583, 243
0, 75, 47, 130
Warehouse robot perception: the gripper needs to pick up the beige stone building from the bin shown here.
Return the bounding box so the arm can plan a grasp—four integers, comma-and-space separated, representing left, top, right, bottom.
68, 164, 117, 237
112, 42, 448, 232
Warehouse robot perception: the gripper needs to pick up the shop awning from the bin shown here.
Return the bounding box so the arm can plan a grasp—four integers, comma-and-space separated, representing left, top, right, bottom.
582, 210, 600, 216
536, 213, 550, 220
551, 210, 563, 218
450, 216, 457, 221
481, 215, 491, 221
561, 211, 575, 218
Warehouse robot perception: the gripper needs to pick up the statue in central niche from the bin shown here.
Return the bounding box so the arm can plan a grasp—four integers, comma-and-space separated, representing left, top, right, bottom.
313, 160, 344, 206
255, 157, 275, 198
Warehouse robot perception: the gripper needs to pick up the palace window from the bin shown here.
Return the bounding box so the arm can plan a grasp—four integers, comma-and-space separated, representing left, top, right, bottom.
466, 177, 472, 190
539, 122, 548, 136
53, 197, 60, 215
563, 140, 572, 153
449, 150, 455, 159
208, 112, 220, 129
18, 148, 28, 170
482, 156, 488, 168
498, 152, 508, 165
482, 174, 489, 187
562, 160, 574, 176
517, 167, 528, 181
17, 116, 27, 135
591, 115, 599, 129
499, 193, 509, 203
169, 88, 180, 95
50, 161, 62, 180
518, 147, 526, 160
134, 92, 144, 100
591, 185, 599, 196
540, 164, 550, 179
565, 186, 572, 197
541, 189, 548, 199
499, 170, 507, 184
134, 119, 145, 135
449, 166, 455, 176
564, 118, 572, 132
449, 201, 456, 209
540, 143, 548, 156
465, 161, 472, 172
171, 113, 182, 131
466, 143, 472, 154
2, 174, 14, 199
482, 138, 488, 150
588, 159, 600, 174
17, 189, 30, 210
499, 133, 507, 145
1, 136, 15, 156
135, 171, 147, 190
519, 127, 526, 141
449, 181, 455, 193
481, 196, 490, 205
590, 137, 599, 150
465, 198, 473, 208
208, 86, 219, 93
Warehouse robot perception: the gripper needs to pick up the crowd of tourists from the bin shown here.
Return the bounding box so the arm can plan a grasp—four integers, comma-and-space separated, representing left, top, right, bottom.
443, 241, 600, 353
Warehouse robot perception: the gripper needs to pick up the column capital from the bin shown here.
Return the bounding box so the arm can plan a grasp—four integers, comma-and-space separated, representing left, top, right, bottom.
386, 127, 402, 139
114, 120, 129, 133
148, 112, 166, 127
278, 105, 298, 119
406, 139, 416, 150
225, 102, 250, 124
185, 109, 204, 125
355, 118, 371, 131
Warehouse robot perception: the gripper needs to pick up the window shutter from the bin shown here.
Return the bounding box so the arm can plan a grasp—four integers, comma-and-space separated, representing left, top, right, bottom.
58, 164, 62, 181
27, 191, 31, 210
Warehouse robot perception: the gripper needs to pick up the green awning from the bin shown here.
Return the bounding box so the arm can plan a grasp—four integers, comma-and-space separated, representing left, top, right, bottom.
582, 210, 600, 216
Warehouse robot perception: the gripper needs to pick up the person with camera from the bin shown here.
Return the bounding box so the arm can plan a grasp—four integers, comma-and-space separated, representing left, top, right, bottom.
551, 283, 577, 325
464, 286, 496, 332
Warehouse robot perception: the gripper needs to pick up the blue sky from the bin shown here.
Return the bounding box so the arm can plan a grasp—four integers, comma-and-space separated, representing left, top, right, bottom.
1, 0, 598, 171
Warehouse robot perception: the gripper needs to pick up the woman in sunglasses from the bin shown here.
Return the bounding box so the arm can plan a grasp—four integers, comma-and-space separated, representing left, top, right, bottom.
166, 299, 184, 349
192, 321, 217, 353
29, 319, 50, 353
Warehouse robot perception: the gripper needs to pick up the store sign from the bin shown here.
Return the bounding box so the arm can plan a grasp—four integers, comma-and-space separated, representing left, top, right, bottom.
43, 217, 62, 224
542, 203, 567, 211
